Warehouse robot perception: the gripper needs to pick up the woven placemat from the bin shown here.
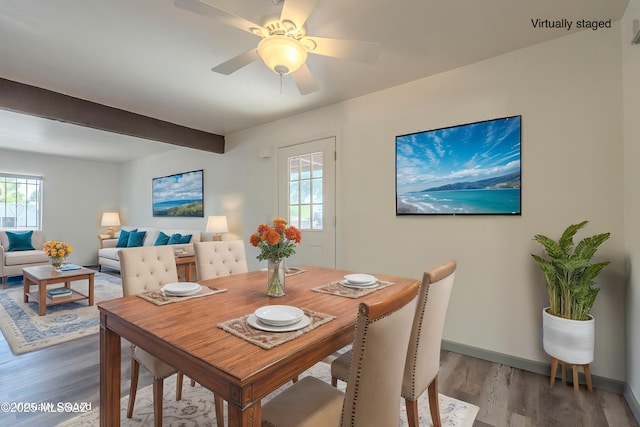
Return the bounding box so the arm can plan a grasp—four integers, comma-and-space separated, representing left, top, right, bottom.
137, 286, 227, 306
311, 280, 395, 299
217, 307, 335, 350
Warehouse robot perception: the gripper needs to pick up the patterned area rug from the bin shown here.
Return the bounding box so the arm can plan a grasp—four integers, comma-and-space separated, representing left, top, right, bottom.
58, 360, 478, 427
0, 272, 122, 354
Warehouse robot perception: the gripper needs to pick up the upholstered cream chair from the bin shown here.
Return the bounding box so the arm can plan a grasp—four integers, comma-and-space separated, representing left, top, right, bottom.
193, 240, 248, 280
261, 279, 421, 427
0, 230, 49, 285
193, 240, 248, 424
331, 260, 457, 427
118, 246, 186, 427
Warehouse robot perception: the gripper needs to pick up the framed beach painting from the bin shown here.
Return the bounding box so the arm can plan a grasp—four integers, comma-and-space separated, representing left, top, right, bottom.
152, 169, 204, 217
396, 115, 521, 215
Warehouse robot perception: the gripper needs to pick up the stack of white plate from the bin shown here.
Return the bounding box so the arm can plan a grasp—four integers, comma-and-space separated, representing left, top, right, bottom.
248, 305, 310, 332
161, 282, 202, 297
339, 273, 378, 289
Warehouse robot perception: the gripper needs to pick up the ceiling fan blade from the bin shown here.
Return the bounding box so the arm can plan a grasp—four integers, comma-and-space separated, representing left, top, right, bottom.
211, 49, 260, 75
175, 0, 263, 36
291, 63, 319, 95
280, 0, 318, 29
307, 37, 380, 63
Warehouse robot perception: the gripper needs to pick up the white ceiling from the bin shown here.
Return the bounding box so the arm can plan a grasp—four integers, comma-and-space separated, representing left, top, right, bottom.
0, 0, 630, 163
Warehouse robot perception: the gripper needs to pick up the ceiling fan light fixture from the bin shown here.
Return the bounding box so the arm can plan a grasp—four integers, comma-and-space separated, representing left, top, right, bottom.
257, 35, 307, 75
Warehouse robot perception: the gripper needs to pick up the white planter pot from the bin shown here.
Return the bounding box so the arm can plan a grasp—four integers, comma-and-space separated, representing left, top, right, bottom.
542, 308, 594, 365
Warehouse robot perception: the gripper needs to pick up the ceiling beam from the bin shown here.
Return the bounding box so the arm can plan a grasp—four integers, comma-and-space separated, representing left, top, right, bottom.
0, 78, 225, 154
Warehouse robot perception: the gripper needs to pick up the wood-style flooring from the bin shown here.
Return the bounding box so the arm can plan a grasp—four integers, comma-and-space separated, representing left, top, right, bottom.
0, 326, 637, 426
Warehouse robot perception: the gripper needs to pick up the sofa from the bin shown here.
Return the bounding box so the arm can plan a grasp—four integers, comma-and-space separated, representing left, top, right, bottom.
0, 230, 49, 284
98, 226, 203, 272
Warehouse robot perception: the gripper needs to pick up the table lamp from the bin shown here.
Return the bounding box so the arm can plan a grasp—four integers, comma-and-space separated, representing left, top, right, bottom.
206, 216, 228, 241
101, 212, 121, 237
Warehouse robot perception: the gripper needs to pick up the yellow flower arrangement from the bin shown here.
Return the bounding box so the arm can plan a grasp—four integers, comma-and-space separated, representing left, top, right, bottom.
43, 240, 73, 268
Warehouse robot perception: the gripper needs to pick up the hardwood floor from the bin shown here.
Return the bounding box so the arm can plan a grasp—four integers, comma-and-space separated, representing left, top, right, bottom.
437, 351, 638, 427
0, 324, 637, 427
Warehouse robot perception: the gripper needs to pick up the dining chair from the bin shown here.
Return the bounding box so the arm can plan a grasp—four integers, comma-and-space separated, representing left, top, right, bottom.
193, 240, 248, 280
118, 246, 189, 427
330, 260, 456, 427
261, 279, 421, 427
193, 240, 249, 424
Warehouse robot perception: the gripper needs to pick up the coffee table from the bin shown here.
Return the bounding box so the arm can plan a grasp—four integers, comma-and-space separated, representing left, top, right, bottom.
23, 265, 95, 316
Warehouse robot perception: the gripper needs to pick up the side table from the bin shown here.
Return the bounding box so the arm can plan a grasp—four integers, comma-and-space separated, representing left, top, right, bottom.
175, 255, 196, 282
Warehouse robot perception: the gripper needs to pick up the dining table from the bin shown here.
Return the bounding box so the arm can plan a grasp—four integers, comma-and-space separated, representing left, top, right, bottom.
98, 265, 420, 427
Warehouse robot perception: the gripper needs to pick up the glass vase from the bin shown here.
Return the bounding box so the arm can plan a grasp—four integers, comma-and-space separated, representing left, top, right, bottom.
267, 259, 285, 297
50, 256, 65, 269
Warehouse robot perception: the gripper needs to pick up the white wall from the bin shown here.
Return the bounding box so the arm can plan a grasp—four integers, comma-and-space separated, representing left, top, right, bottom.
623, 0, 640, 407
117, 146, 248, 239
120, 25, 627, 381
0, 148, 120, 266
224, 27, 627, 380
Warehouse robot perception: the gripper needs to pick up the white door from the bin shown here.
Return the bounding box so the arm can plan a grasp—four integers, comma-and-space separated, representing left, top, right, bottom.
278, 137, 336, 268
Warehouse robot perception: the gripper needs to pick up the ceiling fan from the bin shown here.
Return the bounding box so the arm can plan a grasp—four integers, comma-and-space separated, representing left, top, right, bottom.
174, 0, 380, 95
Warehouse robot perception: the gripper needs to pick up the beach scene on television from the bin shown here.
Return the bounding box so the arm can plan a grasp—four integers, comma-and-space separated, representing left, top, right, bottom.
152, 169, 204, 217
396, 116, 521, 215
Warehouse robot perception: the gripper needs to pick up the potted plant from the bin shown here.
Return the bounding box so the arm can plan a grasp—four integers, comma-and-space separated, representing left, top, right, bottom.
531, 220, 610, 366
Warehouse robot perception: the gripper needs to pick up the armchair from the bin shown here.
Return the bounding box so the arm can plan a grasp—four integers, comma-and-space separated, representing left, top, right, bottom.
0, 230, 49, 285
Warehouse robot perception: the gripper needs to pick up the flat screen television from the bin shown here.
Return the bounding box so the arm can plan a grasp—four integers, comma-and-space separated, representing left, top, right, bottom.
396, 115, 521, 215
152, 169, 204, 217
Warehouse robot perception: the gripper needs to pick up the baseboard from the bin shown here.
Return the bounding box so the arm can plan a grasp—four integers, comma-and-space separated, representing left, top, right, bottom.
441, 340, 626, 395
625, 384, 640, 424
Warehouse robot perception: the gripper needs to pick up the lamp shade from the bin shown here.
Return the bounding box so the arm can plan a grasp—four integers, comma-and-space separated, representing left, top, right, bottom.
101, 212, 121, 227
257, 35, 307, 75
206, 216, 229, 233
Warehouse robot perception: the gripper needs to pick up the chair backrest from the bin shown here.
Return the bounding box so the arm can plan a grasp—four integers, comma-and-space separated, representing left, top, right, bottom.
341, 280, 420, 427
193, 240, 248, 280
118, 246, 179, 296
402, 260, 456, 400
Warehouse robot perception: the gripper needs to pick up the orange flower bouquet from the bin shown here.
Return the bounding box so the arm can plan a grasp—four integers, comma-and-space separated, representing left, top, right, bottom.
249, 218, 302, 296
43, 240, 73, 268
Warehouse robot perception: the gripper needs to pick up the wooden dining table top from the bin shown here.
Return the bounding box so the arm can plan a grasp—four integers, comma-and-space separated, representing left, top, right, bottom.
98, 265, 420, 426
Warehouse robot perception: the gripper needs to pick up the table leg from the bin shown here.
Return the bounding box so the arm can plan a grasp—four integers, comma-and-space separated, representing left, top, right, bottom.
23, 278, 29, 303
39, 280, 46, 316
100, 312, 121, 426
88, 274, 95, 306
227, 401, 261, 427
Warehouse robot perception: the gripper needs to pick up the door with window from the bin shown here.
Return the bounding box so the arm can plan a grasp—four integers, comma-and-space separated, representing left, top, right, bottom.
278, 137, 336, 268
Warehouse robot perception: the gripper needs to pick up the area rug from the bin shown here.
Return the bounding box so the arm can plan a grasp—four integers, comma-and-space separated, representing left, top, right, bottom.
0, 272, 122, 354
57, 361, 479, 427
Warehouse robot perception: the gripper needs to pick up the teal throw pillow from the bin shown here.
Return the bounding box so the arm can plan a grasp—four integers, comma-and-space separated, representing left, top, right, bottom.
6, 230, 35, 251
168, 233, 193, 245
116, 229, 136, 248
167, 233, 183, 245
154, 231, 170, 246
127, 231, 147, 247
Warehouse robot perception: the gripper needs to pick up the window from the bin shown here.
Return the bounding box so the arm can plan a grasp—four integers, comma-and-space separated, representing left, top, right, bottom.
288, 152, 323, 230
0, 174, 43, 229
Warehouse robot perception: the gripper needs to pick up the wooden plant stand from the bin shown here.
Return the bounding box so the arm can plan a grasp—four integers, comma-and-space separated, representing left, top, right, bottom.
549, 357, 593, 394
